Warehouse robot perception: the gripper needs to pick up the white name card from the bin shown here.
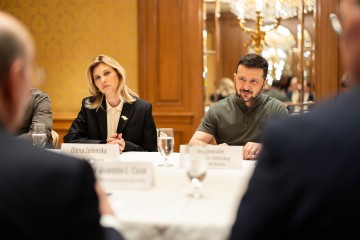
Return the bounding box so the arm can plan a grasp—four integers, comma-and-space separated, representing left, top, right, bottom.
179, 145, 243, 169
61, 144, 154, 190
93, 161, 154, 190
60, 143, 119, 162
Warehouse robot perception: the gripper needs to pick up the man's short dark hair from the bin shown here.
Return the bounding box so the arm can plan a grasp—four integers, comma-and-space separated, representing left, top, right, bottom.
0, 30, 24, 85
235, 53, 268, 79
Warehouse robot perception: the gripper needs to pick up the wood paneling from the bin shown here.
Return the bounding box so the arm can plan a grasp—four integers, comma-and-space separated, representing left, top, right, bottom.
219, 12, 249, 80
314, 0, 341, 101
158, 0, 182, 103
138, 0, 204, 151
53, 113, 77, 149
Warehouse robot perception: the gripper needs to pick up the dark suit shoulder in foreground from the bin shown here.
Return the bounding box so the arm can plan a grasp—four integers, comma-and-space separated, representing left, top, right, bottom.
0, 132, 123, 240
230, 89, 360, 240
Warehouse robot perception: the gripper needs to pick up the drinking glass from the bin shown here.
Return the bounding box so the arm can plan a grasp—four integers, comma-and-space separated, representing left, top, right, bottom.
32, 123, 47, 148
185, 145, 208, 198
157, 128, 174, 167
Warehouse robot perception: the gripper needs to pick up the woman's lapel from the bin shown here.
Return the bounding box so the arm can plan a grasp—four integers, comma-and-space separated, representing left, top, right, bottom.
117, 102, 135, 134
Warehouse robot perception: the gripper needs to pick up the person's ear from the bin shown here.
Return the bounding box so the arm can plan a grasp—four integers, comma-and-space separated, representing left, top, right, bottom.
233, 73, 237, 83
3, 58, 27, 132
6, 58, 25, 108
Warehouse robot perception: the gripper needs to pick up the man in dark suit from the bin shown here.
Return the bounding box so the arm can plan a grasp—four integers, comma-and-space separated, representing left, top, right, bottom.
17, 87, 54, 148
230, 0, 360, 239
0, 11, 123, 240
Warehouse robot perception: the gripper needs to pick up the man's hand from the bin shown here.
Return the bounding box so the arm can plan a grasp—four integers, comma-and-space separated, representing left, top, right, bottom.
95, 182, 114, 216
243, 142, 262, 160
218, 143, 228, 146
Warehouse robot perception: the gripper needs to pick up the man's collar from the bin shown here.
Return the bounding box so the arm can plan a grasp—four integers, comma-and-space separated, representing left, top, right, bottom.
234, 94, 268, 112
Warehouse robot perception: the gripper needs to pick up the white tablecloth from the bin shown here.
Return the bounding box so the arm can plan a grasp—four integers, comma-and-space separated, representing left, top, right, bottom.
108, 152, 255, 240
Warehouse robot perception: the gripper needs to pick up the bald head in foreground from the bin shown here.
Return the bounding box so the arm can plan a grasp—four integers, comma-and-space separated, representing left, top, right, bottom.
0, 11, 35, 132
0, 11, 123, 240
230, 0, 360, 239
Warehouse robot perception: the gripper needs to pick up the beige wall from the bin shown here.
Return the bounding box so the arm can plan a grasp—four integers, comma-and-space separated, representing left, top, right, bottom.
0, 0, 138, 115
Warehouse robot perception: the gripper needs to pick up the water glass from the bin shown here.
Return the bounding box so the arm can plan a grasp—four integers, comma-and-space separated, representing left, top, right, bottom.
157, 128, 174, 167
32, 123, 47, 148
185, 145, 208, 198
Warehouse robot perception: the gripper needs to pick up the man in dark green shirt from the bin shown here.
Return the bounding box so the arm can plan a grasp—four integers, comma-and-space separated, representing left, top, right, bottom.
189, 54, 288, 160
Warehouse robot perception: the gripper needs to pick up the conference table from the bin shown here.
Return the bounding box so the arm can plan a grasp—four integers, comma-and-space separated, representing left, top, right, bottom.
106, 152, 256, 240
49, 148, 255, 240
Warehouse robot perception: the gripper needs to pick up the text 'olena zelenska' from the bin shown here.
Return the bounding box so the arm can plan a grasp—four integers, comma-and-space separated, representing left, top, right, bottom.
70, 146, 108, 154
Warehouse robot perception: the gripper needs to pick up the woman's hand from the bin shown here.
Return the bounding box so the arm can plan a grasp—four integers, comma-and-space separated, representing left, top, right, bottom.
106, 133, 125, 153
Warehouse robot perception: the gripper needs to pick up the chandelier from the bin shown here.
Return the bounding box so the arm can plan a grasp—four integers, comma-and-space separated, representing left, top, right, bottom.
221, 0, 314, 54
224, 0, 315, 21
238, 10, 281, 54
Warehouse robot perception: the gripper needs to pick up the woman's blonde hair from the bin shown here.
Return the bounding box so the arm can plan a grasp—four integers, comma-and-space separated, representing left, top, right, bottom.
85, 54, 138, 109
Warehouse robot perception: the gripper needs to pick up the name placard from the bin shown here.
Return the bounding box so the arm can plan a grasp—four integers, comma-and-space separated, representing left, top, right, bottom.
60, 143, 119, 162
179, 145, 243, 169
93, 161, 154, 190
61, 144, 154, 189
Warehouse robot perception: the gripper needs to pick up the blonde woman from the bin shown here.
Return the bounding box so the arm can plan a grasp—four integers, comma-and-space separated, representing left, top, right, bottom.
64, 55, 157, 152
210, 77, 235, 102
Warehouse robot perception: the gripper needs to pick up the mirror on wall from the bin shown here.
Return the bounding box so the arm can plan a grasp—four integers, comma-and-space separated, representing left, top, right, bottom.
202, 0, 316, 114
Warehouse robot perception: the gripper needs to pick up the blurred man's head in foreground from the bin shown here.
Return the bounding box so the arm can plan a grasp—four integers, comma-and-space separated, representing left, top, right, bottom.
0, 11, 35, 133
339, 0, 360, 81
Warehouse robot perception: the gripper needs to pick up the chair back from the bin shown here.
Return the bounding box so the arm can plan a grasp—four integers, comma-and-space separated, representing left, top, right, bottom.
51, 130, 59, 148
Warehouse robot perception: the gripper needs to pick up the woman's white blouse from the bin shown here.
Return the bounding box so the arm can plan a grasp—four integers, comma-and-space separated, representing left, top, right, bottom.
106, 99, 124, 139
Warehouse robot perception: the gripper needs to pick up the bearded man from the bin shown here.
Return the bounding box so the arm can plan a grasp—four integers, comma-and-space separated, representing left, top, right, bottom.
189, 53, 288, 160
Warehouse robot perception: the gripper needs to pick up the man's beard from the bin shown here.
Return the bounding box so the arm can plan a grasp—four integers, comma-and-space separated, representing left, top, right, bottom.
235, 83, 265, 103
236, 90, 254, 103
236, 89, 262, 103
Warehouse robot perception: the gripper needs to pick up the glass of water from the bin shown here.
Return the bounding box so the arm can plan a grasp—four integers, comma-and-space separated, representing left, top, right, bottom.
185, 145, 208, 198
157, 128, 174, 167
32, 123, 47, 148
